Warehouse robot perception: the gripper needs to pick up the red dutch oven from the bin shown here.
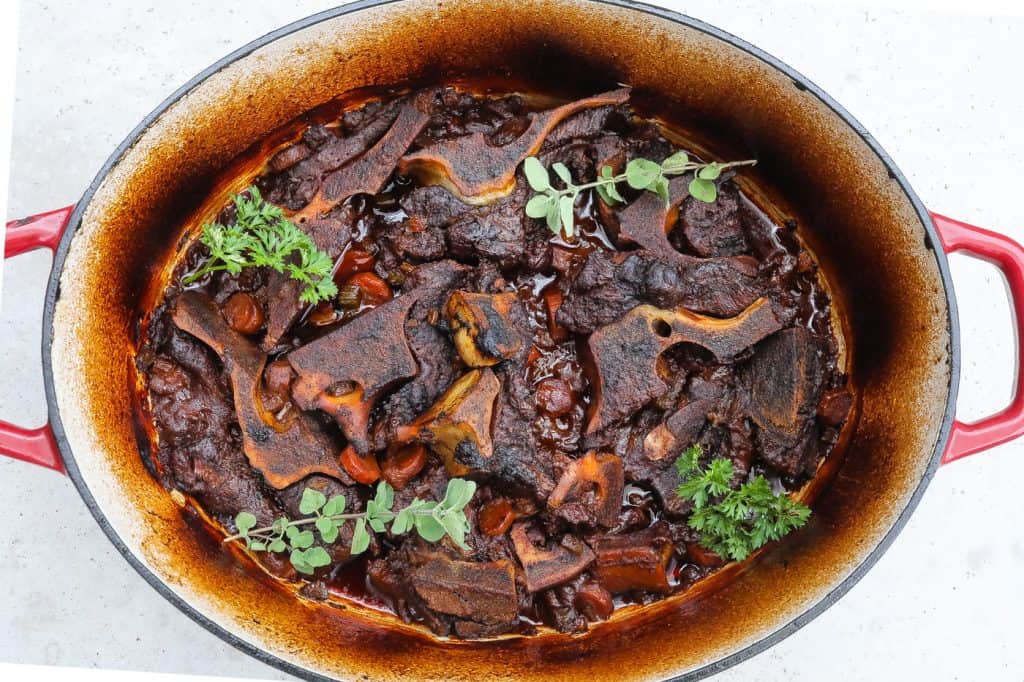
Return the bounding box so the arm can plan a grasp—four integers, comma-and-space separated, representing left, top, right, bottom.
2, 1, 1022, 680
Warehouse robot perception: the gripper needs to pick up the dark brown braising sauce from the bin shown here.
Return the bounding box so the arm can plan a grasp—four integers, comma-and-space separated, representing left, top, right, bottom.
133, 82, 854, 639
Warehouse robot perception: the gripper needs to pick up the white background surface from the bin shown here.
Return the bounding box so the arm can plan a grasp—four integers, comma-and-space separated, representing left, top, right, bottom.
2, 1, 1023, 680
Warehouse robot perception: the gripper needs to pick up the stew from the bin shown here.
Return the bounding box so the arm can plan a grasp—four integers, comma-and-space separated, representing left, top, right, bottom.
135, 84, 852, 639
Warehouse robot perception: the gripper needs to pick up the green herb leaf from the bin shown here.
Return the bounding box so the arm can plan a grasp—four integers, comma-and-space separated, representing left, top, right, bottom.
290, 550, 315, 575
525, 195, 553, 219
545, 199, 561, 234
653, 176, 671, 205
675, 448, 810, 562
299, 488, 327, 515
291, 530, 315, 550
522, 154, 755, 238
605, 180, 625, 204
551, 162, 573, 187
625, 158, 662, 189
698, 162, 722, 180
688, 177, 717, 203
374, 481, 395, 512
315, 516, 334, 537
303, 546, 332, 569
523, 157, 551, 192
415, 514, 446, 543
185, 188, 337, 304
559, 195, 575, 238
350, 518, 371, 555
663, 150, 689, 169
442, 478, 477, 513
225, 479, 477, 571
235, 512, 257, 535
440, 514, 469, 550
392, 509, 413, 535
322, 495, 346, 517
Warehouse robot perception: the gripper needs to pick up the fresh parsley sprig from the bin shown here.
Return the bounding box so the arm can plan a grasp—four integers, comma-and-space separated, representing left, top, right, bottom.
522, 152, 756, 238
675, 445, 810, 562
225, 479, 476, 575
183, 188, 339, 305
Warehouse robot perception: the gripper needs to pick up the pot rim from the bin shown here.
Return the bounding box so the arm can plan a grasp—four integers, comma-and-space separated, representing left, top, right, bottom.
39, 1, 961, 680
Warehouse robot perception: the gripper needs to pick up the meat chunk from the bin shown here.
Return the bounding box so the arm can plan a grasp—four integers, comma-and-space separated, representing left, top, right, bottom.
395, 369, 501, 476
510, 523, 595, 592
592, 525, 674, 594
171, 291, 347, 488
675, 183, 749, 257
263, 100, 402, 210
445, 291, 524, 367
288, 292, 422, 453
370, 261, 469, 450
585, 299, 782, 433
447, 187, 527, 267
293, 89, 435, 220
399, 185, 470, 230
741, 328, 828, 476
399, 88, 630, 203
547, 452, 624, 528
542, 105, 622, 149
410, 556, 519, 625
557, 249, 766, 334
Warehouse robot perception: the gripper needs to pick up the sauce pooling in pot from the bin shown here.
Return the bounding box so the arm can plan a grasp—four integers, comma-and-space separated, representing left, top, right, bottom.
134, 84, 852, 638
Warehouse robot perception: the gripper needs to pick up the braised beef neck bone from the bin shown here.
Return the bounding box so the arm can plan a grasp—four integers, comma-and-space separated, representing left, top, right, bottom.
291, 89, 435, 221
741, 327, 828, 476
547, 451, 625, 527
510, 522, 596, 592
615, 174, 692, 255
261, 211, 356, 351
642, 397, 717, 462
398, 88, 630, 204
171, 291, 348, 488
394, 369, 501, 476
410, 555, 519, 626
586, 298, 782, 434
287, 293, 422, 454
592, 525, 674, 594
445, 291, 523, 367
616, 175, 764, 317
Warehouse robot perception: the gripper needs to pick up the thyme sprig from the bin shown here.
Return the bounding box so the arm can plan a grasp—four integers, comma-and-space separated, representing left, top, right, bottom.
523, 152, 756, 238
227, 479, 476, 575
675, 445, 810, 562
183, 187, 338, 305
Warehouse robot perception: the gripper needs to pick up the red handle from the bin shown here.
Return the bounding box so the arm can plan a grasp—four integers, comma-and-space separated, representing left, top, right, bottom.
1, 205, 74, 474
932, 212, 1024, 465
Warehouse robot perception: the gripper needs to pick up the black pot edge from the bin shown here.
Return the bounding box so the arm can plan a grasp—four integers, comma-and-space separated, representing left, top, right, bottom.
37, 1, 960, 681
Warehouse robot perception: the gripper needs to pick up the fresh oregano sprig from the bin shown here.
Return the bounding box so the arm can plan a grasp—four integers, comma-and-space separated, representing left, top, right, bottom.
225, 478, 476, 575
522, 152, 756, 238
183, 187, 338, 305
675, 444, 810, 562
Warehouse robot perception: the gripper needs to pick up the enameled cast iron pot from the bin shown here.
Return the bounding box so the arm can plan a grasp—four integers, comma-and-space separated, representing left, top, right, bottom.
4, 1, 1024, 680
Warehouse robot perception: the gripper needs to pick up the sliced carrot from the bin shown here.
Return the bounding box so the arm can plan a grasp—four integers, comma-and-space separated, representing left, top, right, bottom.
339, 444, 381, 485
381, 444, 428, 490
477, 498, 516, 536
346, 272, 393, 306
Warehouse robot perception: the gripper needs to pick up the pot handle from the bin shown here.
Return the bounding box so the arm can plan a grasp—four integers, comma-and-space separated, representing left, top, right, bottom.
932, 212, 1024, 465
1, 206, 75, 474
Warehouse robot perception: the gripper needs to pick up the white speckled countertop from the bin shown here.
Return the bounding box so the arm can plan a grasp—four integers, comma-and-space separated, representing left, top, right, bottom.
3, 1, 1022, 680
